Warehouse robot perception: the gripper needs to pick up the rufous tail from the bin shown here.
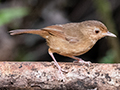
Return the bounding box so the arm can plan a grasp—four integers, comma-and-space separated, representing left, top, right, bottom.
9, 29, 44, 35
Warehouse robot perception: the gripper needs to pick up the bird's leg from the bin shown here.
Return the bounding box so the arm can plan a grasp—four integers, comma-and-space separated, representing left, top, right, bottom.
48, 49, 65, 79
70, 56, 91, 65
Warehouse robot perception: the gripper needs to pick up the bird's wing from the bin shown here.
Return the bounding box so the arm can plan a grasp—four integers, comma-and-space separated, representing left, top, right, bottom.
42, 24, 80, 43
42, 25, 65, 39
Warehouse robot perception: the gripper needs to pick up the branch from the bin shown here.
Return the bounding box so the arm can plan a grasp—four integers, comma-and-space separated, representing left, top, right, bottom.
0, 62, 120, 90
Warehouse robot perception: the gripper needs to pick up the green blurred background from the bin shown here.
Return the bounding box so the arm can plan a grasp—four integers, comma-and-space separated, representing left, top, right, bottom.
0, 0, 119, 63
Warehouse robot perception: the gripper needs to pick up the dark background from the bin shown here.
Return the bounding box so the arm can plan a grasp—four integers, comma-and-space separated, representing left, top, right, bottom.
0, 0, 119, 63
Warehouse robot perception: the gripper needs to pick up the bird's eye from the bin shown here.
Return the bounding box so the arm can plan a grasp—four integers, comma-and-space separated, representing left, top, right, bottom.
95, 30, 100, 34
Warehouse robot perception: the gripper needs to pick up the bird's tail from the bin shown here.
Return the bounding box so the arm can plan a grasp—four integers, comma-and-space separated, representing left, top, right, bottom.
9, 29, 43, 35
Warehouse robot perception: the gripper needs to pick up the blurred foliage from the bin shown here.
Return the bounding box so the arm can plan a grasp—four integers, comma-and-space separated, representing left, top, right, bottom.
99, 49, 116, 63
0, 7, 29, 26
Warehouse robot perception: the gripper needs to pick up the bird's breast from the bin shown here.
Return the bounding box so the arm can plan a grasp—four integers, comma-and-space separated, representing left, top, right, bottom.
47, 36, 96, 56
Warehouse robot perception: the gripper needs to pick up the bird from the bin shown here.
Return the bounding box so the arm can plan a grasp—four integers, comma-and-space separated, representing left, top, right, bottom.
9, 20, 116, 75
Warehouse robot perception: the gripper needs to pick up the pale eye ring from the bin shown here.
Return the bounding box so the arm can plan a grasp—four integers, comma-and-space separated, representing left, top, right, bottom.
94, 29, 100, 34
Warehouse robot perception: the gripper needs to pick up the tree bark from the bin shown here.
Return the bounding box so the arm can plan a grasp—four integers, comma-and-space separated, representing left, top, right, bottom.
0, 62, 120, 90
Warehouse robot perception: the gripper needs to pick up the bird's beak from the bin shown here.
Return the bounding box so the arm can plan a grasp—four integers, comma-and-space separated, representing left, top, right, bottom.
102, 31, 117, 37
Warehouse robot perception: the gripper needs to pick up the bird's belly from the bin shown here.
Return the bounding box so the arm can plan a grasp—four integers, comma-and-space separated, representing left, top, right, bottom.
47, 37, 94, 56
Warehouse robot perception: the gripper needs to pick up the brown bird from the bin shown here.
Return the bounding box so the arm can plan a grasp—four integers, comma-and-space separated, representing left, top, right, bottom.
9, 20, 116, 74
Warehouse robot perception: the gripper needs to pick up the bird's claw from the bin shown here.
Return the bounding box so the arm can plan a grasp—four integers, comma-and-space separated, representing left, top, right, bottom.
51, 61, 68, 72
79, 60, 91, 66
51, 61, 66, 81
73, 59, 91, 66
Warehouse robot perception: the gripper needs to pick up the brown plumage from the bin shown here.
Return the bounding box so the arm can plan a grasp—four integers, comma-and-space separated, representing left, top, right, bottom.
9, 20, 116, 75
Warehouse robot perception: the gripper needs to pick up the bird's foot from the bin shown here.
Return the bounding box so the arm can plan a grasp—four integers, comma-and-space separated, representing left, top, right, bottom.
73, 58, 91, 66
51, 61, 66, 81
51, 61, 68, 73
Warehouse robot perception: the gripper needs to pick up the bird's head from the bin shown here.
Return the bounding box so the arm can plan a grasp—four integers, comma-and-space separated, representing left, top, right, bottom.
81, 20, 116, 41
